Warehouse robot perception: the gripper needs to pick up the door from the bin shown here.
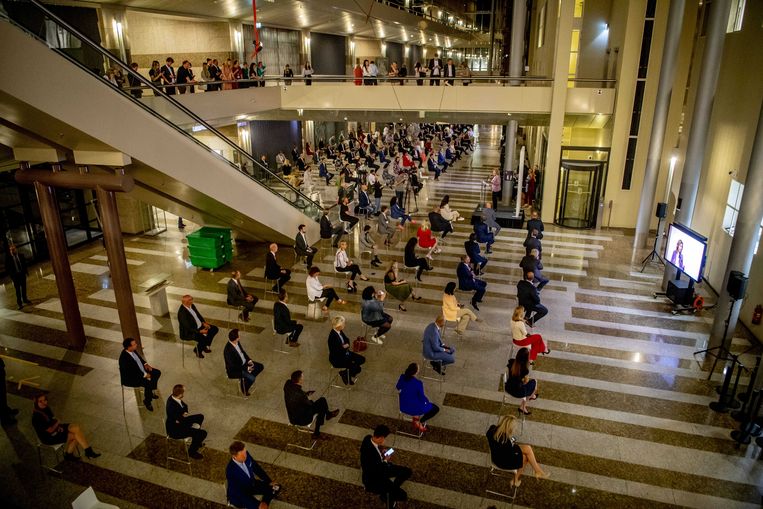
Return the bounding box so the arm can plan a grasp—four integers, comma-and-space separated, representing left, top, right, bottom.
555, 161, 602, 228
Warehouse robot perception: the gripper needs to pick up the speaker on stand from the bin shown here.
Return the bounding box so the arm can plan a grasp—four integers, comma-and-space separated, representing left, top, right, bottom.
640, 202, 667, 271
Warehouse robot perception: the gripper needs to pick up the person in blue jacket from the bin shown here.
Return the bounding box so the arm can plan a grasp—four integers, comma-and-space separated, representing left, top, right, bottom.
474, 219, 495, 254
226, 441, 281, 508
422, 316, 456, 374
396, 362, 440, 432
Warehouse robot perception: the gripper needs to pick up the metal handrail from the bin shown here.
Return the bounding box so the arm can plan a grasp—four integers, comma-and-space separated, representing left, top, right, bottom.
4, 0, 321, 218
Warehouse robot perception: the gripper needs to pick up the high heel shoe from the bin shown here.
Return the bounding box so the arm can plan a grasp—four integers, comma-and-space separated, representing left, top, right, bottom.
398, 304, 407, 312
85, 447, 101, 459
535, 471, 551, 480
543, 349, 551, 355
518, 408, 531, 416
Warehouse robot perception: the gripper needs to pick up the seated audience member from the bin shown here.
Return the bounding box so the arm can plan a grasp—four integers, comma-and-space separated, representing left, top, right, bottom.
439, 195, 463, 222
511, 306, 550, 361
506, 347, 538, 415
318, 157, 335, 185
227, 270, 258, 322
428, 208, 454, 238
265, 243, 292, 291
340, 196, 360, 230
416, 220, 439, 258
360, 224, 383, 267
474, 219, 495, 254
178, 295, 219, 358
119, 337, 162, 411
384, 261, 420, 312
306, 266, 346, 312
226, 441, 281, 509
526, 209, 544, 239
396, 362, 440, 432
320, 209, 346, 248
361, 286, 393, 344
481, 201, 501, 236
442, 282, 479, 336
166, 384, 207, 459
517, 270, 548, 325
465, 233, 488, 273
360, 424, 413, 509
283, 370, 340, 439
389, 196, 413, 227
32, 394, 100, 460
224, 329, 264, 396
523, 228, 542, 258
357, 184, 374, 215
294, 224, 317, 268
328, 315, 366, 385
422, 315, 456, 374
335, 240, 368, 292
520, 248, 548, 292
456, 255, 487, 310
486, 415, 550, 486
377, 206, 396, 245
273, 289, 302, 347
404, 237, 432, 282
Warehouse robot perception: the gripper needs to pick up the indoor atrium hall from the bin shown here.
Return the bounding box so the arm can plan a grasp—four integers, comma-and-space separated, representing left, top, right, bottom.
0, 0, 762, 508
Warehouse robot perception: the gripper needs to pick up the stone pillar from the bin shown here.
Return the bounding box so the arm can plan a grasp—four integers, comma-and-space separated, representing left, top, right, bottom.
509, 0, 527, 85
633, 0, 686, 249
707, 102, 763, 352
34, 180, 86, 349
502, 120, 516, 207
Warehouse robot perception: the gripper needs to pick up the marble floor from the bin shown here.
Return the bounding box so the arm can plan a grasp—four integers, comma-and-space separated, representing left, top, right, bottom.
0, 126, 761, 508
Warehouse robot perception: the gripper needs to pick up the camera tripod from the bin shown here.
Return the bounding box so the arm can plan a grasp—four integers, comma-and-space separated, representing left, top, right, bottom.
640, 215, 665, 272
403, 174, 419, 214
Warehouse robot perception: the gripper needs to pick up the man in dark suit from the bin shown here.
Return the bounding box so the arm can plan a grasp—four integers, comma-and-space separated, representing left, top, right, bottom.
127, 62, 143, 98
428, 208, 454, 239
265, 243, 291, 292
224, 329, 264, 396
273, 289, 302, 347
520, 248, 548, 292
457, 255, 487, 310
517, 270, 548, 325
6, 244, 31, 310
119, 337, 161, 411
443, 58, 456, 86
294, 224, 316, 268
464, 233, 488, 274
283, 370, 339, 439
320, 209, 346, 248
177, 295, 218, 358
226, 441, 281, 509
176, 60, 194, 94
227, 270, 258, 322
526, 209, 544, 239
160, 57, 176, 95
524, 228, 543, 258
328, 316, 365, 385
360, 424, 412, 508
208, 58, 221, 91
165, 384, 206, 459
427, 53, 443, 86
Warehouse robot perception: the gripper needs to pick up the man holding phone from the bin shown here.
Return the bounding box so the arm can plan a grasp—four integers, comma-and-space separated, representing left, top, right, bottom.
283, 370, 339, 440
360, 424, 413, 508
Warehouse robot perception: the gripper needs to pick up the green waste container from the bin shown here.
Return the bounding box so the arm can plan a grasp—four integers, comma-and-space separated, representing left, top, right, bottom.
186, 227, 233, 270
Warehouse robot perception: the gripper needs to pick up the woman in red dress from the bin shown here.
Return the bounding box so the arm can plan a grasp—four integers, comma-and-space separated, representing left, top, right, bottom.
353, 58, 363, 86
416, 220, 439, 259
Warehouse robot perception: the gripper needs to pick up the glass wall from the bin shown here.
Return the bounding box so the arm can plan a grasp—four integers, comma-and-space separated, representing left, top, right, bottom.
244, 25, 301, 76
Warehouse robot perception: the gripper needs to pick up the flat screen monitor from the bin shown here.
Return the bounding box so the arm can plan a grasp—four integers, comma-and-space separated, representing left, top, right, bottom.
664, 222, 707, 282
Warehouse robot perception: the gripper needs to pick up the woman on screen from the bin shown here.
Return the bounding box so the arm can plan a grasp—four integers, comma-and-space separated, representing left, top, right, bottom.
670, 239, 685, 270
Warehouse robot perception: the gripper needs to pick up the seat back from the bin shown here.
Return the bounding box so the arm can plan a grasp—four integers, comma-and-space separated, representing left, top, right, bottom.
71, 487, 99, 509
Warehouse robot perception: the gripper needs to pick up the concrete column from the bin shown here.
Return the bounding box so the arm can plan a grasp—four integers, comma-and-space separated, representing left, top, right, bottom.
509, 0, 527, 85
707, 101, 763, 351
633, 0, 685, 249
674, 0, 730, 227
540, 0, 574, 224
96, 186, 142, 346
34, 180, 86, 349
502, 120, 517, 207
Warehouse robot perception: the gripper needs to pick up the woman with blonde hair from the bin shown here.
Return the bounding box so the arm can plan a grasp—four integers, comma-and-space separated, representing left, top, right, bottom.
221, 59, 234, 90
416, 220, 439, 258
486, 415, 549, 486
511, 306, 550, 361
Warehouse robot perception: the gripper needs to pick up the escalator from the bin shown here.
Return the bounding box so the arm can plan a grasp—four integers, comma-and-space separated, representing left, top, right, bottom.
0, 0, 321, 244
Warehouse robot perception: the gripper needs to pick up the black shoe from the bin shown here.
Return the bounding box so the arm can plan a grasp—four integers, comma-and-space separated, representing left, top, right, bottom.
340, 371, 351, 385
189, 451, 204, 460
144, 401, 154, 412
85, 447, 101, 459
23, 300, 32, 305
272, 285, 279, 292
471, 301, 480, 311
430, 361, 442, 374
193, 347, 205, 359
151, 393, 159, 400
17, 305, 22, 310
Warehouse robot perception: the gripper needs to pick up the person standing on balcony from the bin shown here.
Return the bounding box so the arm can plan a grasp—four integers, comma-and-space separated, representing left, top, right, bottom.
283, 64, 294, 85
369, 60, 379, 85
362, 59, 372, 86
222, 59, 234, 90
176, 60, 195, 94
428, 53, 442, 86
354, 58, 363, 86
444, 58, 456, 86
160, 57, 176, 95
303, 62, 313, 86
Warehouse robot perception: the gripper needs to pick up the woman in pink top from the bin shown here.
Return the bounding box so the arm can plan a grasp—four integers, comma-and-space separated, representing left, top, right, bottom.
488, 169, 501, 209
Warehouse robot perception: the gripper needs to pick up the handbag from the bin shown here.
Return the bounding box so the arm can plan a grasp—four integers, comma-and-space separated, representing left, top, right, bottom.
352, 336, 368, 352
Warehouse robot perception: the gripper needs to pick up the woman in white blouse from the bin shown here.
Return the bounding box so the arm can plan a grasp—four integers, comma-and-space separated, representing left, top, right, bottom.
439, 195, 463, 222
335, 240, 368, 292
306, 266, 345, 313
511, 306, 550, 362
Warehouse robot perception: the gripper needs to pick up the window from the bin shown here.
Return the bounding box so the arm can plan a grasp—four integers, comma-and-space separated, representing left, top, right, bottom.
723, 178, 763, 253
567, 29, 580, 87
537, 3, 546, 48
574, 0, 585, 18
727, 0, 746, 33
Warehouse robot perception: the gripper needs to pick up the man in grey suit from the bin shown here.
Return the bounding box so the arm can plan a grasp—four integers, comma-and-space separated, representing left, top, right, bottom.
377, 205, 395, 246
481, 202, 501, 237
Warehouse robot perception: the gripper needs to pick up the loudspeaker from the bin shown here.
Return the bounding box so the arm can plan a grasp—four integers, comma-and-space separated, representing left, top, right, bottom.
727, 271, 748, 300
655, 202, 667, 219
667, 279, 693, 305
